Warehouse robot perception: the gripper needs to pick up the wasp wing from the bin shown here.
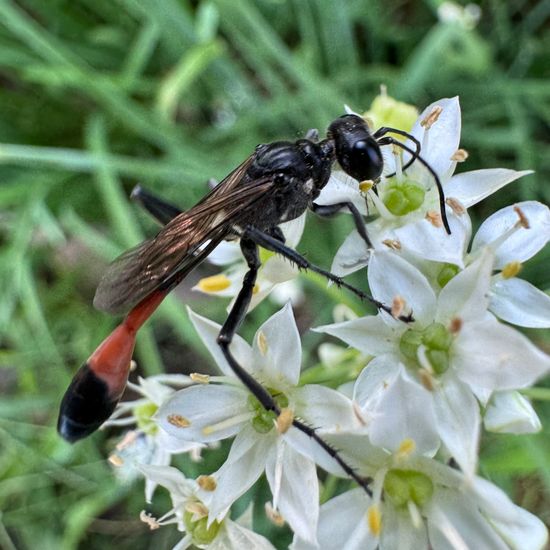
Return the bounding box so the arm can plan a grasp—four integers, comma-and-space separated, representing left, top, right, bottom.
94, 158, 274, 315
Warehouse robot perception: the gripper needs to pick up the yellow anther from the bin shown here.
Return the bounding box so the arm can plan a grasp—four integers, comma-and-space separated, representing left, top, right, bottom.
190, 372, 210, 384
396, 438, 416, 458
129, 360, 138, 371
197, 274, 231, 292
446, 197, 466, 216
108, 453, 124, 467
116, 430, 138, 450
367, 505, 382, 536
421, 106, 443, 129
252, 283, 260, 294
382, 239, 402, 250
359, 180, 374, 193
276, 408, 294, 434
167, 414, 191, 428
265, 502, 286, 527
391, 296, 405, 319
418, 368, 435, 391
425, 210, 443, 228
257, 330, 268, 356
502, 261, 522, 279
140, 511, 161, 530
197, 475, 217, 492
451, 148, 469, 162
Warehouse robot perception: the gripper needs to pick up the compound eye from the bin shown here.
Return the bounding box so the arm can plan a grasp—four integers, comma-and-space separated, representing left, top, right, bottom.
346, 140, 383, 181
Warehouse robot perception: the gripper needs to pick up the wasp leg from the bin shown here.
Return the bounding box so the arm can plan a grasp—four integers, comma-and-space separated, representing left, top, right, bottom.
131, 185, 183, 225
216, 237, 372, 496
312, 201, 373, 249
376, 136, 451, 235
374, 126, 421, 177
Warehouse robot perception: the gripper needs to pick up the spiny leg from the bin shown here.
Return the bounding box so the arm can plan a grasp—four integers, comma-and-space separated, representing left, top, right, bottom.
216, 237, 372, 495
242, 226, 412, 322
131, 185, 183, 225
312, 201, 373, 249
377, 136, 451, 235
373, 126, 421, 178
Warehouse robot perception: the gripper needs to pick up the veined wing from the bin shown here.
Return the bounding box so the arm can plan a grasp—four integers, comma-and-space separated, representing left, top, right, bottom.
94, 157, 273, 315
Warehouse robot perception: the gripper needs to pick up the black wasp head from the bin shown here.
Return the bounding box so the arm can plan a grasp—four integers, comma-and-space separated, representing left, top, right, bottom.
328, 114, 383, 182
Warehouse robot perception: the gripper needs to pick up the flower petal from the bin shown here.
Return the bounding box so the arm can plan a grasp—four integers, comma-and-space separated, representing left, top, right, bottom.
436, 250, 493, 323
409, 97, 461, 179
315, 171, 368, 215
330, 229, 370, 278
290, 488, 375, 550
207, 240, 243, 266
370, 367, 439, 456
369, 250, 437, 326
188, 307, 254, 377
137, 463, 194, 500
380, 503, 429, 550
353, 355, 401, 410
314, 314, 401, 357
280, 212, 306, 247
433, 376, 480, 477
471, 476, 549, 549
212, 520, 276, 550
453, 318, 550, 390
157, 385, 248, 442
208, 427, 275, 521
484, 391, 541, 434
446, 169, 533, 208
490, 277, 550, 328
427, 487, 508, 550
292, 384, 359, 431
253, 302, 301, 386
471, 200, 550, 268
393, 211, 471, 267
265, 440, 319, 544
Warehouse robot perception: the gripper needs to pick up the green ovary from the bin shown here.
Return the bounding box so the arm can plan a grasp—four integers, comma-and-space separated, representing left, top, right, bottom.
247, 391, 289, 434
383, 469, 434, 508
399, 322, 452, 375
184, 510, 221, 545
384, 180, 425, 216
134, 402, 158, 435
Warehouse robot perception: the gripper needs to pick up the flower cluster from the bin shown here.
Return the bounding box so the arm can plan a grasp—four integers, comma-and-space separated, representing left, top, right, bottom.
109, 96, 550, 549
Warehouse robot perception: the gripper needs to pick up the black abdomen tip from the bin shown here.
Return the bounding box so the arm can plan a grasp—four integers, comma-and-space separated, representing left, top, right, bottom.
57, 363, 119, 443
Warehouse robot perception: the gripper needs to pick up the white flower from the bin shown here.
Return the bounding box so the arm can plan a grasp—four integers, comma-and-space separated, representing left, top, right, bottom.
138, 464, 275, 550
484, 391, 541, 434
291, 434, 548, 550
193, 215, 306, 310
315, 250, 550, 475
155, 303, 361, 544
317, 97, 532, 276
105, 374, 204, 501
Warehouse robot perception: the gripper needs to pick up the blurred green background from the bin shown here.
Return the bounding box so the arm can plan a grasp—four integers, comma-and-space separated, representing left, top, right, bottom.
0, 0, 549, 548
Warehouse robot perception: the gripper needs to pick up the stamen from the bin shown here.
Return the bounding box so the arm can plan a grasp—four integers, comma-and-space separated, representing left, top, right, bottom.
276, 408, 294, 434
407, 500, 423, 529
368, 188, 395, 220
417, 346, 434, 374
108, 454, 124, 466
272, 441, 285, 510
129, 359, 137, 372
202, 411, 253, 435
252, 283, 260, 294
450, 148, 469, 162
265, 502, 286, 527
116, 430, 138, 451
257, 330, 268, 356
197, 274, 231, 292
446, 197, 465, 216
167, 414, 191, 428
418, 368, 435, 391
197, 475, 217, 492
514, 205, 530, 229
382, 238, 402, 250
421, 106, 443, 130
359, 180, 374, 193
367, 505, 382, 536
190, 373, 210, 384
502, 261, 522, 279
426, 210, 443, 228
140, 511, 161, 530
392, 147, 403, 179
449, 317, 463, 334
